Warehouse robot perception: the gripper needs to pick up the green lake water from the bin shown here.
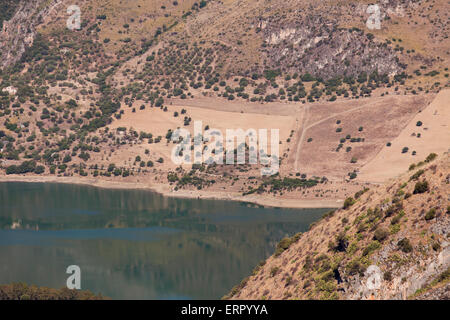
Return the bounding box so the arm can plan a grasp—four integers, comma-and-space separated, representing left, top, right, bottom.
0, 182, 329, 299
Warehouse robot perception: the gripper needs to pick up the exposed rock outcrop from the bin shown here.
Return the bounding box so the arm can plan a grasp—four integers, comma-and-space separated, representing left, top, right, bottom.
260, 17, 401, 79
0, 0, 62, 69
257, 0, 421, 79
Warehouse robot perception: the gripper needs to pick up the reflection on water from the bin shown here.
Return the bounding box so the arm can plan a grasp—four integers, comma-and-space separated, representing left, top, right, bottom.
0, 182, 329, 299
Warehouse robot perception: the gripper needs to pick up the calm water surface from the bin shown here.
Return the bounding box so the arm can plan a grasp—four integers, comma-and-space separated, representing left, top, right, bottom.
0, 182, 329, 299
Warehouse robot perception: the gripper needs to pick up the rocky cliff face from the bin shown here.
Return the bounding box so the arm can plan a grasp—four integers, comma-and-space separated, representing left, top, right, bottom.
260, 16, 401, 79
0, 0, 62, 69
0, 0, 21, 28
227, 154, 449, 300
256, 0, 421, 79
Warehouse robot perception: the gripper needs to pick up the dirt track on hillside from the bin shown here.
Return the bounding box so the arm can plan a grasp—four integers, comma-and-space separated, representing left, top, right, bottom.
358, 89, 450, 183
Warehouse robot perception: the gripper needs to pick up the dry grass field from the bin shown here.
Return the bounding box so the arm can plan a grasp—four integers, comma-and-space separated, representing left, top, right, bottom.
105, 88, 446, 188
287, 93, 435, 179
107, 100, 295, 169
358, 89, 450, 182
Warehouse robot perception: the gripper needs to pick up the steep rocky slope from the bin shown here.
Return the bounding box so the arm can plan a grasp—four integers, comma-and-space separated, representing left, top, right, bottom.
183, 0, 448, 84
227, 153, 449, 300
1, 0, 449, 84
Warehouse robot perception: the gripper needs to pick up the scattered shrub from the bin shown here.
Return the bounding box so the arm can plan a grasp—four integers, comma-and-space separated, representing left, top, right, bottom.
409, 169, 424, 181
347, 259, 366, 276
425, 153, 437, 163
398, 238, 413, 253
362, 240, 381, 256
343, 197, 355, 209
425, 208, 436, 221
383, 271, 392, 281
374, 228, 389, 242
413, 180, 429, 194
333, 232, 349, 252
432, 242, 441, 251
270, 266, 279, 277
34, 166, 45, 174
5, 161, 36, 175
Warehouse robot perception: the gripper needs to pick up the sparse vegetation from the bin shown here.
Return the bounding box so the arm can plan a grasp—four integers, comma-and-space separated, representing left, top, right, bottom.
398, 238, 413, 253
413, 180, 429, 194
425, 208, 436, 221
0, 283, 107, 300
343, 197, 355, 209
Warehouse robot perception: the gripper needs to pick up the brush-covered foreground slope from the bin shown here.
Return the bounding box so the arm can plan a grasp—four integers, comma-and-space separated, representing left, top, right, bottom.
227, 153, 450, 300
0, 283, 108, 300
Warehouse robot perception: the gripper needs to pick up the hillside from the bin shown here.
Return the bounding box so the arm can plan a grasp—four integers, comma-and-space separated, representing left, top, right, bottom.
0, 283, 108, 300
0, 0, 448, 206
0, 0, 449, 301
226, 153, 449, 300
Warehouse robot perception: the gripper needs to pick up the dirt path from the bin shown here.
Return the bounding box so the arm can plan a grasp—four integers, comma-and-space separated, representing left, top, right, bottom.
293, 102, 378, 171
293, 105, 309, 172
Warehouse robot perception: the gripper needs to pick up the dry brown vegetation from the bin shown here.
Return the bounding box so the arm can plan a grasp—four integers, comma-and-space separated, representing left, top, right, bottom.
0, 0, 448, 207
227, 153, 450, 300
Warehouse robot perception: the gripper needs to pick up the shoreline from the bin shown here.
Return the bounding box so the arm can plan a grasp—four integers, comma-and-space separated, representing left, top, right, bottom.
0, 175, 342, 209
